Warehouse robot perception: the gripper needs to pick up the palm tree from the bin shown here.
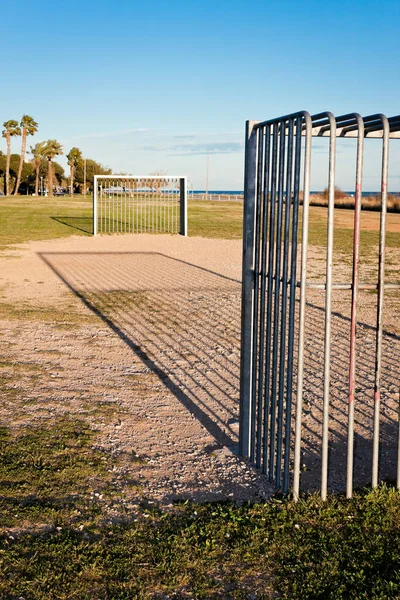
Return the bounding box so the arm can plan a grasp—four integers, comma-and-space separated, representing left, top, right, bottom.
42, 140, 63, 197
14, 115, 39, 195
66, 147, 83, 197
30, 141, 47, 196
2, 120, 21, 196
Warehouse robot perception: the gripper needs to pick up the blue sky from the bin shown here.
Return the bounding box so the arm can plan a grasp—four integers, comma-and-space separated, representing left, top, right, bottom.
1, 0, 399, 189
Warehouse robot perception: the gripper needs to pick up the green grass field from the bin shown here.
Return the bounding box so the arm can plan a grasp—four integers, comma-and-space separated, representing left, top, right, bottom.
0, 194, 399, 598
0, 194, 399, 253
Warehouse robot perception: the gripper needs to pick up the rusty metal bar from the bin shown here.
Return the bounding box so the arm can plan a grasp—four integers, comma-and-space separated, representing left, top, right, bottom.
347, 114, 365, 499
321, 112, 336, 500
293, 111, 312, 502
372, 115, 390, 488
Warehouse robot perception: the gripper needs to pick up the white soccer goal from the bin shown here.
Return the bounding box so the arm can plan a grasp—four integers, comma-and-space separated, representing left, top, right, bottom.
93, 175, 187, 236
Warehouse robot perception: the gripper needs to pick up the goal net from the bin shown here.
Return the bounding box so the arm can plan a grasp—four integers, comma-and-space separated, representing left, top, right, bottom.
93, 175, 187, 236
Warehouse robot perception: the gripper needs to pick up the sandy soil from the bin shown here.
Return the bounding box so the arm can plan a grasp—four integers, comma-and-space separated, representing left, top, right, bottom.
0, 233, 399, 504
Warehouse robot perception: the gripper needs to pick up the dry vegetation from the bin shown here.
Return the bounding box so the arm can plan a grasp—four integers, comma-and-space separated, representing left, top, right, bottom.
310, 187, 400, 212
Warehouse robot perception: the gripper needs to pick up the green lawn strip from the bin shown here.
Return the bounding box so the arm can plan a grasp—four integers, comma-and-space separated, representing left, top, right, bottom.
1, 196, 399, 251
0, 486, 399, 598
0, 195, 93, 249
188, 200, 243, 239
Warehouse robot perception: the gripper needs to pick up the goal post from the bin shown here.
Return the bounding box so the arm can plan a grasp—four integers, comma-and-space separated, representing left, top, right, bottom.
93, 175, 187, 236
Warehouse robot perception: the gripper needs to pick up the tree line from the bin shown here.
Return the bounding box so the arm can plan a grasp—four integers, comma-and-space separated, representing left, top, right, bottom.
1, 115, 111, 197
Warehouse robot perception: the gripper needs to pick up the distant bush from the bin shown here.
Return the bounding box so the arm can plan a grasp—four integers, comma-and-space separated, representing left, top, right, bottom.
309, 189, 400, 213
321, 185, 348, 201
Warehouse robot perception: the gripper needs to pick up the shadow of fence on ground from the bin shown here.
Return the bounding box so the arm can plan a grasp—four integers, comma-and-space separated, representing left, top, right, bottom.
39, 250, 399, 495
51, 216, 93, 235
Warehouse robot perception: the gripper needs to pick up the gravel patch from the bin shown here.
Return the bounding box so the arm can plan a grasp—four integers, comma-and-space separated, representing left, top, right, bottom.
0, 233, 398, 504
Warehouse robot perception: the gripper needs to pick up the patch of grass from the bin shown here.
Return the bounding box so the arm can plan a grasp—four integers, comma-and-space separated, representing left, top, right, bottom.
305, 206, 400, 255
0, 360, 42, 371
0, 195, 93, 249
0, 487, 399, 598
188, 200, 244, 239
0, 300, 96, 325
0, 418, 137, 531
0, 376, 18, 398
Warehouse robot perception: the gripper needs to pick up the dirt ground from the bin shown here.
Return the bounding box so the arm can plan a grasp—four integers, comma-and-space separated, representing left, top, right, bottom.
0, 233, 399, 504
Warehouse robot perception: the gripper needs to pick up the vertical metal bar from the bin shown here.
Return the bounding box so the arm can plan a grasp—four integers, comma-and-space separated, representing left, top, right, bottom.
321, 113, 336, 500
174, 180, 177, 233
176, 179, 179, 233
93, 176, 98, 235
276, 119, 294, 489
255, 125, 271, 469
124, 180, 126, 233
239, 121, 258, 458
293, 111, 312, 502
171, 180, 174, 233
269, 120, 286, 482
112, 180, 115, 233
171, 182, 177, 232
116, 181, 122, 233
153, 178, 156, 233
166, 180, 169, 233
249, 128, 265, 461
372, 115, 389, 488
161, 180, 164, 232
145, 179, 147, 233
397, 390, 400, 490
99, 181, 102, 233
143, 178, 145, 232
347, 114, 364, 500
283, 116, 302, 493
136, 179, 139, 232
130, 179, 132, 233
180, 177, 188, 236
262, 122, 279, 473
116, 179, 119, 232
133, 179, 136, 233
106, 182, 109, 233
102, 181, 104, 232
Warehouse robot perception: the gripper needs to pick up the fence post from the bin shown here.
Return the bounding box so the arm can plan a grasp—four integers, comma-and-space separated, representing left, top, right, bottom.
239, 120, 258, 458
93, 175, 98, 236
180, 177, 188, 236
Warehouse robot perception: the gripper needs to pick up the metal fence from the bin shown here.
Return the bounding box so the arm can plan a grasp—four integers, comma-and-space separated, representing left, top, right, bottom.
93, 175, 187, 236
239, 111, 400, 500
189, 192, 244, 202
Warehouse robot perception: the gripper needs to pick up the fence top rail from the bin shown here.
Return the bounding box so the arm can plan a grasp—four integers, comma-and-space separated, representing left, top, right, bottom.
251, 112, 400, 138
94, 175, 187, 180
